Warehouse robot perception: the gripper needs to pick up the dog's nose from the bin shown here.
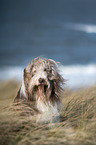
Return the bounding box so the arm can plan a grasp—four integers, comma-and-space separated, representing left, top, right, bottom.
39, 78, 45, 84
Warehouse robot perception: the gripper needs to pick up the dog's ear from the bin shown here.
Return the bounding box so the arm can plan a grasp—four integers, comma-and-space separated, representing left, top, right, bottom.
14, 69, 27, 102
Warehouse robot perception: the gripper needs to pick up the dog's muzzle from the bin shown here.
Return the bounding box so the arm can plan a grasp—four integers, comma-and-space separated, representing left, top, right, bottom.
33, 77, 49, 93
39, 78, 46, 84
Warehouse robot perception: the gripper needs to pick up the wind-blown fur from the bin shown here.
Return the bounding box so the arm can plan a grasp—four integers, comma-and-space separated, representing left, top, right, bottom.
14, 57, 65, 123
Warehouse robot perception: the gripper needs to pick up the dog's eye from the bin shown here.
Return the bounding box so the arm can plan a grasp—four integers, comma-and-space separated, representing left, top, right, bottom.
32, 68, 36, 73
33, 69, 36, 73
32, 69, 36, 77
32, 70, 36, 74
44, 68, 52, 74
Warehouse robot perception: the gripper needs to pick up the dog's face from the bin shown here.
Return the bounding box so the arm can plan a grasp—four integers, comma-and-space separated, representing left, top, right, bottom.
23, 57, 64, 103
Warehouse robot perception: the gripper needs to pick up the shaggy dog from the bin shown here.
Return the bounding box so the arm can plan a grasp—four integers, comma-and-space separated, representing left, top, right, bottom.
14, 57, 65, 123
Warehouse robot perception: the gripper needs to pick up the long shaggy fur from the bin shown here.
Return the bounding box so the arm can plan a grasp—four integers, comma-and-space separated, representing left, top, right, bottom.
14, 57, 65, 123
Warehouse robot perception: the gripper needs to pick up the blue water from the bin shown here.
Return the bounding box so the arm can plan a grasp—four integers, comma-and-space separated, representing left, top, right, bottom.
0, 0, 96, 88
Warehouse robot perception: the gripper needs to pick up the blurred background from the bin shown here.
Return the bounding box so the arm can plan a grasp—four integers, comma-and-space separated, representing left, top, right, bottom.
0, 0, 96, 88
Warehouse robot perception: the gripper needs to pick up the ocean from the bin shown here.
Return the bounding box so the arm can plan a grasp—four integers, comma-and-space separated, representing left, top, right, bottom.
0, 0, 96, 88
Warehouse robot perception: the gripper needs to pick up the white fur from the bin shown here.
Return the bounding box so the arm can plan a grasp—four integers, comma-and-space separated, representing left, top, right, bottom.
20, 72, 27, 98
36, 98, 60, 123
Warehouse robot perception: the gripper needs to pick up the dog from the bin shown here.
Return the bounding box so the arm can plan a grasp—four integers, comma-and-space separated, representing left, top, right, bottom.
14, 57, 65, 123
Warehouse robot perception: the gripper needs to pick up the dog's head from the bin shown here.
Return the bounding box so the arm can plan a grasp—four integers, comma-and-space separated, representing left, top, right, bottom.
16, 57, 64, 104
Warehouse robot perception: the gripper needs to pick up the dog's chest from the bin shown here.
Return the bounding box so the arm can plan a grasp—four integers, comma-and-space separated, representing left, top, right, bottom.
36, 98, 60, 123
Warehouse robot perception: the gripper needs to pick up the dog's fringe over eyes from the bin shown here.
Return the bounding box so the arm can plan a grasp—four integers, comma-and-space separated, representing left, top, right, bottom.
14, 57, 65, 123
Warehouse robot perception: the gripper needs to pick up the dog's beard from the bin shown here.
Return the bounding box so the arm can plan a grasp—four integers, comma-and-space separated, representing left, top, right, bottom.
30, 83, 52, 103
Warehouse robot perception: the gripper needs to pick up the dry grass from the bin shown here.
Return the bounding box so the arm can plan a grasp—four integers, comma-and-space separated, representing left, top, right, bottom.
0, 80, 96, 145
